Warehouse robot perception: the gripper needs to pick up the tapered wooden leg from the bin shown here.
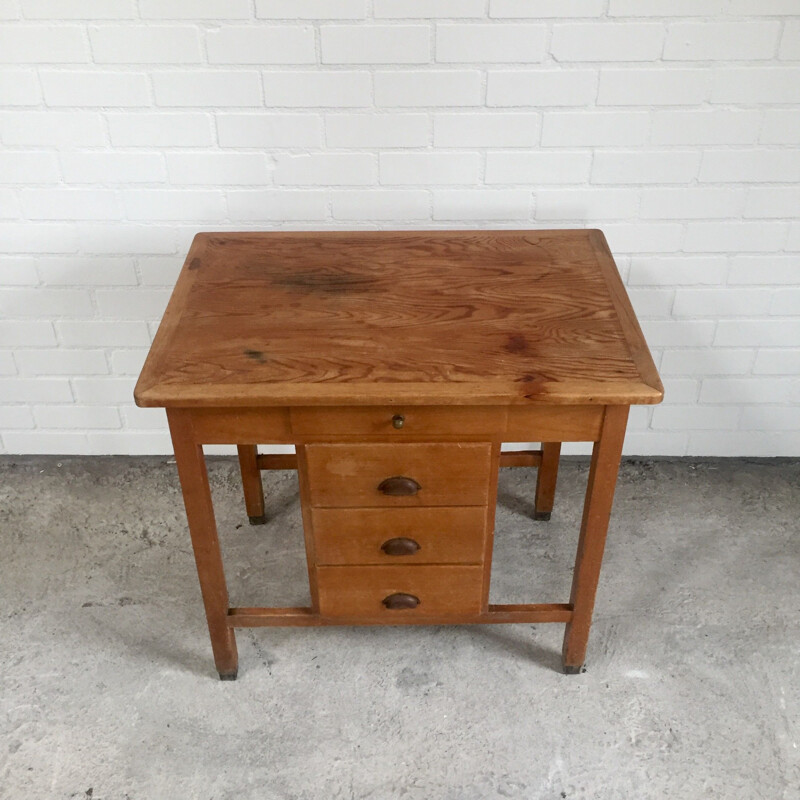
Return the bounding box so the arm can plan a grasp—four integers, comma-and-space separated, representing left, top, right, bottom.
168, 410, 238, 680
237, 444, 266, 525
534, 441, 561, 520
562, 405, 629, 674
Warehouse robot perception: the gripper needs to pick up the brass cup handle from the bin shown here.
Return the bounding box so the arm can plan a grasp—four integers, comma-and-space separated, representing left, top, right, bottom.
382, 593, 420, 610
377, 476, 421, 496
380, 537, 421, 556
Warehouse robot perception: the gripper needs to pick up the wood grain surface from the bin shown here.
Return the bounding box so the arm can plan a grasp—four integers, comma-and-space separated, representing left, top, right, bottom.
304, 442, 492, 508
226, 603, 573, 627
183, 403, 603, 444
316, 564, 484, 618
290, 405, 506, 436
134, 230, 663, 408
311, 506, 487, 565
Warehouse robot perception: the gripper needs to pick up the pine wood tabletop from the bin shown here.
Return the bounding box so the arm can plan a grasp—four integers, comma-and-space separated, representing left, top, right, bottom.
134, 229, 663, 408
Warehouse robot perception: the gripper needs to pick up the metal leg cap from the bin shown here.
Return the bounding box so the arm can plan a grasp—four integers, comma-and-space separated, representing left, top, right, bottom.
248, 514, 267, 525
218, 670, 238, 681
533, 511, 552, 521
563, 664, 584, 675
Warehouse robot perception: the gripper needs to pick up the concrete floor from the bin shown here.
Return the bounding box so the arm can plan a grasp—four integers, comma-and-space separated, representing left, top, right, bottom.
0, 455, 798, 799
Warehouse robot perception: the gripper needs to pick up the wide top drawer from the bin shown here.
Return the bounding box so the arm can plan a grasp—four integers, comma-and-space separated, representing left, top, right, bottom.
303, 442, 492, 508
291, 406, 506, 437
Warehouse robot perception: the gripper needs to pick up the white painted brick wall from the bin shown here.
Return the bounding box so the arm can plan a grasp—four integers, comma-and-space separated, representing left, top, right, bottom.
434, 113, 540, 146
216, 114, 322, 147
226, 190, 327, 221
60, 152, 166, 183
165, 152, 271, 185
327, 113, 429, 148
550, 23, 665, 62
382, 153, 480, 185
437, 24, 547, 63
0, 25, 88, 62
0, 7, 798, 457
488, 69, 597, 107
322, 25, 430, 64
263, 71, 372, 107
88, 25, 203, 64
0, 70, 43, 105
374, 70, 483, 107
663, 21, 780, 61
40, 70, 151, 106
207, 26, 316, 65
331, 190, 430, 220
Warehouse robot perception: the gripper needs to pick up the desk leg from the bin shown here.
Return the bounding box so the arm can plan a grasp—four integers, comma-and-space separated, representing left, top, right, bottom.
237, 444, 267, 525
534, 441, 561, 520
562, 405, 628, 674
168, 410, 239, 680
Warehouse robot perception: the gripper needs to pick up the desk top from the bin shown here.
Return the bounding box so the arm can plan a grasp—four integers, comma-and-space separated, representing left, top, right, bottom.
134, 229, 662, 408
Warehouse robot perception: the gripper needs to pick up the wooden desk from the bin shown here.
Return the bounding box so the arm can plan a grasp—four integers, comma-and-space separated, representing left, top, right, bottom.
135, 230, 663, 680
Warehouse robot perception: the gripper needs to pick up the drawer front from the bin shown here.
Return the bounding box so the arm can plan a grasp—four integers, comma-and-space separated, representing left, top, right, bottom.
304, 442, 492, 508
188, 407, 292, 444
291, 406, 505, 437
312, 506, 486, 566
505, 404, 602, 442
317, 565, 483, 618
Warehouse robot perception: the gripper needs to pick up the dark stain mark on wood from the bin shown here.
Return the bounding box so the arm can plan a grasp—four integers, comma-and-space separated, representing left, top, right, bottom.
522, 386, 546, 399
505, 333, 528, 354
188, 257, 202, 270
274, 271, 377, 293
517, 371, 547, 398
244, 349, 267, 363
